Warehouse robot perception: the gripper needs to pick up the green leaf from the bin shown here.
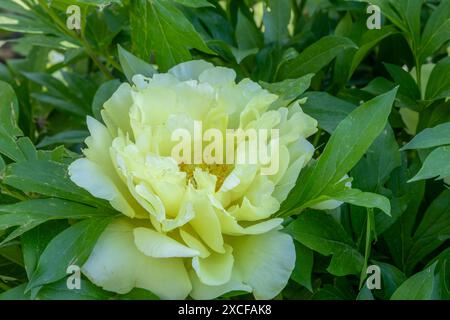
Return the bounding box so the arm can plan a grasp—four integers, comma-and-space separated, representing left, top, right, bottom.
409, 146, 450, 182
384, 63, 421, 100
235, 9, 263, 51
0, 284, 30, 300
260, 74, 313, 109
76, 0, 122, 6
30, 93, 86, 117
117, 45, 156, 83
286, 211, 364, 276
278, 36, 357, 79
0, 13, 57, 34
280, 88, 398, 215
391, 262, 440, 300
0, 81, 25, 162
329, 188, 391, 216
0, 81, 22, 137
172, 0, 213, 8
291, 241, 313, 292
0, 155, 5, 175
352, 125, 401, 192
300, 92, 356, 134
22, 221, 69, 279
425, 57, 450, 101
4, 160, 108, 207
26, 217, 112, 291
348, 26, 397, 78
383, 157, 425, 268
263, 0, 291, 45
0, 198, 113, 243
36, 130, 88, 148
405, 189, 450, 273
377, 262, 407, 299
130, 0, 213, 71
401, 122, 450, 150
418, 1, 450, 64
333, 25, 397, 87
37, 278, 113, 300
356, 285, 374, 300
22, 72, 87, 116
364, 0, 422, 58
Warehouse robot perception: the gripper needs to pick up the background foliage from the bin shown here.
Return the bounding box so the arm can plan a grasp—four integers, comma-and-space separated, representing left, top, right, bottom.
0, 0, 449, 300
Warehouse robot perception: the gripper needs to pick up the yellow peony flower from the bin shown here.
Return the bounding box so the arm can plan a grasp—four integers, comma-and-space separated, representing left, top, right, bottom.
69, 60, 320, 300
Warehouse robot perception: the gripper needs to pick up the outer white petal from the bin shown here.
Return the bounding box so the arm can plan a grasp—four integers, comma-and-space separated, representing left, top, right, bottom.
82, 219, 192, 299
230, 230, 295, 300
133, 227, 199, 258
69, 158, 116, 201
273, 138, 315, 202
101, 83, 133, 137
169, 60, 214, 81
68, 158, 137, 218
199, 67, 236, 86
83, 116, 114, 165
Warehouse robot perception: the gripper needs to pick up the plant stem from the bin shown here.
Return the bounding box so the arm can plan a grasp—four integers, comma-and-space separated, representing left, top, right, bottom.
37, 0, 113, 79
415, 58, 422, 99
359, 208, 374, 289
312, 128, 322, 148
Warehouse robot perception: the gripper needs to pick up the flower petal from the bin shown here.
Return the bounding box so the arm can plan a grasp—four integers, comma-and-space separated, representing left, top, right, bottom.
230, 230, 295, 300
68, 158, 137, 218
192, 244, 234, 286
180, 228, 210, 258
82, 219, 192, 299
101, 83, 133, 138
189, 269, 252, 300
169, 60, 214, 81
188, 188, 225, 253
199, 67, 236, 86
133, 227, 199, 258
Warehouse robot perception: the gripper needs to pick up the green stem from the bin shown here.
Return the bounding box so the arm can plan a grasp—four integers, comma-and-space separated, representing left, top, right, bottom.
312, 128, 322, 148
37, 0, 113, 79
359, 208, 374, 289
415, 58, 422, 99
291, 0, 300, 26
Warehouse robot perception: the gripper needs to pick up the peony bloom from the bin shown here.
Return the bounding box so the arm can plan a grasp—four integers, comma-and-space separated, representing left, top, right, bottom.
69, 60, 319, 300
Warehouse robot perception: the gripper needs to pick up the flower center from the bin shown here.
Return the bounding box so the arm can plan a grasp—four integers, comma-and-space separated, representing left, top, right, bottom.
179, 163, 234, 192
